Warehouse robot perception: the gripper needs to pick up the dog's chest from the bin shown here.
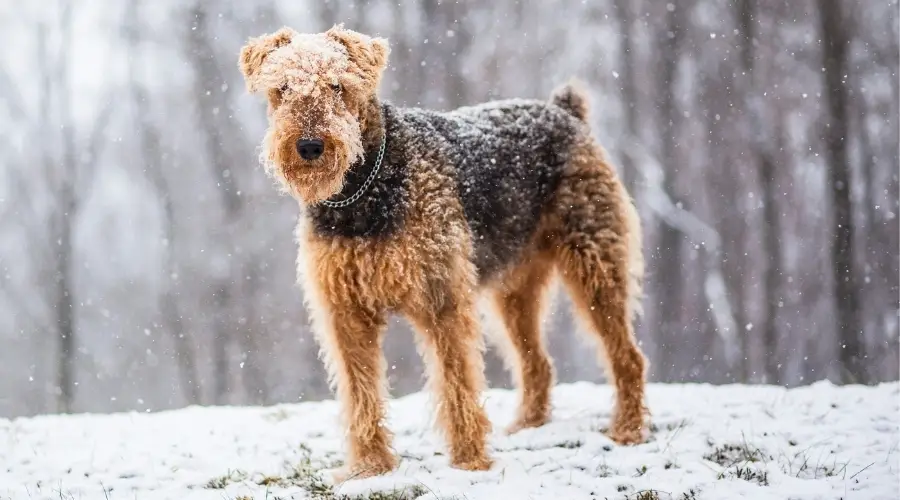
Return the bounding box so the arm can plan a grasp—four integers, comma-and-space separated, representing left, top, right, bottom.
307, 198, 404, 238
296, 221, 457, 310
307, 123, 408, 239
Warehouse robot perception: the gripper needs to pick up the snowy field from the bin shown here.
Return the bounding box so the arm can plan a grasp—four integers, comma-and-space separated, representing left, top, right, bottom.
2, 381, 897, 500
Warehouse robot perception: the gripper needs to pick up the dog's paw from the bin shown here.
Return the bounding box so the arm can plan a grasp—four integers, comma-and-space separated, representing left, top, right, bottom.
505, 415, 550, 435
330, 455, 398, 483
606, 422, 647, 445
451, 455, 493, 472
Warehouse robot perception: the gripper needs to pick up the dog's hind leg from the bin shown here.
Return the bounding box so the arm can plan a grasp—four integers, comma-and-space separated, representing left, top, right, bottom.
551, 140, 648, 445
490, 251, 556, 434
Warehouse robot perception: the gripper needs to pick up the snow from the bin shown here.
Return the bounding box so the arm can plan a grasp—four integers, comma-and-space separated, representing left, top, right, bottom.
2, 381, 897, 499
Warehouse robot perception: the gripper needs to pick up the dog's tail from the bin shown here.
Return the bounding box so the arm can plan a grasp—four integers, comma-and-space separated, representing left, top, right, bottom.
550, 79, 589, 122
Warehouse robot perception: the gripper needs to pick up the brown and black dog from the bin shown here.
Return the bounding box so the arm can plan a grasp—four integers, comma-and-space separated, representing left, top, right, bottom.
239, 24, 648, 481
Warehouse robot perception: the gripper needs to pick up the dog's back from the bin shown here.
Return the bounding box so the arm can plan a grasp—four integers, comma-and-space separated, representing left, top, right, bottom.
397, 97, 586, 282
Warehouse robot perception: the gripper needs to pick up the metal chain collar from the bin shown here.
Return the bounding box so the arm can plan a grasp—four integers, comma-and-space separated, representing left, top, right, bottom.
319, 123, 387, 209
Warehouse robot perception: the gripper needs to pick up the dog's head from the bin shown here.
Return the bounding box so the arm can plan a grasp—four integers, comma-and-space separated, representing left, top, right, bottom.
239, 25, 389, 204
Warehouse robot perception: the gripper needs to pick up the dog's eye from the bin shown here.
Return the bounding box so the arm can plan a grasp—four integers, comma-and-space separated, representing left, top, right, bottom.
280, 84, 290, 93
330, 82, 342, 92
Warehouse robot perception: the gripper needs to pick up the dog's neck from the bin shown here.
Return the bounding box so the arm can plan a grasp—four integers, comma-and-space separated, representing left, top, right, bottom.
337, 96, 386, 196
304, 99, 408, 239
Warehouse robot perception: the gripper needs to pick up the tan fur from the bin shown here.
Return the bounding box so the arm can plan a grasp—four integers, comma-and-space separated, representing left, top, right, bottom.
239, 28, 294, 92
240, 25, 648, 480
550, 79, 590, 122
490, 251, 556, 433
324, 26, 390, 95
547, 138, 649, 444
485, 139, 648, 442
238, 24, 386, 204
296, 152, 492, 478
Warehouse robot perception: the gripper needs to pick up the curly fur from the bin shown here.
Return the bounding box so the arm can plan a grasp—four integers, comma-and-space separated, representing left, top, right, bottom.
550, 79, 590, 122
239, 25, 649, 481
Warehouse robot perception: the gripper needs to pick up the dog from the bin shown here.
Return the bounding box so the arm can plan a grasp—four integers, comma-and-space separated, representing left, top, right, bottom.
238, 24, 648, 480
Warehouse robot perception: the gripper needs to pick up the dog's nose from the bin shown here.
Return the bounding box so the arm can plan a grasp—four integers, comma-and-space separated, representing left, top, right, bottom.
297, 139, 325, 160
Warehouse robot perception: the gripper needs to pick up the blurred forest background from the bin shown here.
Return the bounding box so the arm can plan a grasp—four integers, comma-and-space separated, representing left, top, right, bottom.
0, 0, 897, 418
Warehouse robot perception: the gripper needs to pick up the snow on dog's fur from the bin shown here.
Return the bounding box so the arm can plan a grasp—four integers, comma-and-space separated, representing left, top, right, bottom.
238, 24, 648, 483
240, 25, 386, 203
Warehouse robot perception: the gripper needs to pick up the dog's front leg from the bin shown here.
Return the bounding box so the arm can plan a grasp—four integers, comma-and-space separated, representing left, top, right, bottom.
318, 303, 396, 480
405, 280, 493, 471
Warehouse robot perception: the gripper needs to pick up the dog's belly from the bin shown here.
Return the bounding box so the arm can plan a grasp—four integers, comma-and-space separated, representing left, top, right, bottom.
420, 100, 578, 282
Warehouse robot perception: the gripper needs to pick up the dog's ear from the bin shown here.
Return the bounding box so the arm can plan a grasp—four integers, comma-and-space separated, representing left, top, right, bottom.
239, 27, 294, 92
326, 24, 390, 91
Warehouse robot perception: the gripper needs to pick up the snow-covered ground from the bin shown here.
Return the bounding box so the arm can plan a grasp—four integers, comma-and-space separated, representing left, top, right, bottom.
2, 381, 897, 500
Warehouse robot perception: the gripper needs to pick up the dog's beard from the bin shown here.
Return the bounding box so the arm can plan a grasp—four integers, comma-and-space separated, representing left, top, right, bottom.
259, 113, 363, 204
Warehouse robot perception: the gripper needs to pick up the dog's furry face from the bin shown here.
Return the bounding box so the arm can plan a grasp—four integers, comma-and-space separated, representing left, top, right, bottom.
239, 25, 389, 204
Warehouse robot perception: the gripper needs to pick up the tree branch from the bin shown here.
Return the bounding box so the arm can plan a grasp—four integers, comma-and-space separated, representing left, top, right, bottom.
621, 136, 740, 368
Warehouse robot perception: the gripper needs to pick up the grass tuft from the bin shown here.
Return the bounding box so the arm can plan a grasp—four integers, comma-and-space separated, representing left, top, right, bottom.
782, 449, 849, 480
556, 440, 583, 449
719, 465, 769, 485
627, 490, 663, 500
205, 469, 248, 489
256, 457, 333, 498
704, 442, 769, 467
205, 446, 427, 499
360, 486, 428, 500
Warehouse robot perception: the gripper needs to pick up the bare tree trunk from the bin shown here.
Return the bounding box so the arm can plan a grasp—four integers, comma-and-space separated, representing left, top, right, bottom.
389, 0, 413, 104
161, 280, 202, 402
443, 0, 470, 108
655, 3, 685, 381
51, 3, 78, 413
147, 141, 202, 403
738, 0, 783, 385
187, 5, 243, 218
613, 0, 656, 381
759, 152, 782, 385
238, 263, 268, 405
53, 198, 76, 413
819, 0, 866, 384
849, 16, 898, 381
420, 0, 441, 106
735, 0, 756, 384
40, 0, 114, 413
186, 3, 251, 404
212, 283, 232, 404
126, 0, 201, 404
614, 0, 639, 194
